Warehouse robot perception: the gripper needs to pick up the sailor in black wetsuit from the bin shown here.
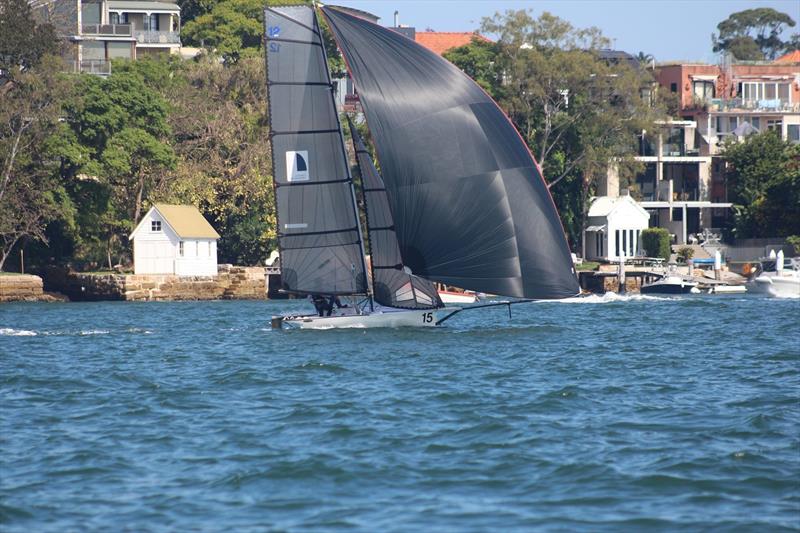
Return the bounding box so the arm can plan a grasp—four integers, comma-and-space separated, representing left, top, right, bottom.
311, 294, 331, 317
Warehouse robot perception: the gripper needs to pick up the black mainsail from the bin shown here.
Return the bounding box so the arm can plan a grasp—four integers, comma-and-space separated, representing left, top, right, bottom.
265, 5, 368, 295
348, 119, 443, 310
322, 6, 580, 300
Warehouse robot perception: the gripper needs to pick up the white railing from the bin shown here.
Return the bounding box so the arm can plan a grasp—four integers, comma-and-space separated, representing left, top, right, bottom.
65, 59, 112, 75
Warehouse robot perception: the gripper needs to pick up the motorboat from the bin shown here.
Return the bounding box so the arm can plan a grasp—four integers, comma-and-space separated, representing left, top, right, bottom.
750, 251, 800, 298
641, 275, 700, 295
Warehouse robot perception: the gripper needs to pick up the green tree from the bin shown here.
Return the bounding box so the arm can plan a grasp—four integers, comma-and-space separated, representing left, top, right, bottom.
443, 37, 503, 99
0, 0, 58, 82
713, 8, 797, 60
0, 56, 74, 270
164, 56, 275, 265
722, 131, 800, 238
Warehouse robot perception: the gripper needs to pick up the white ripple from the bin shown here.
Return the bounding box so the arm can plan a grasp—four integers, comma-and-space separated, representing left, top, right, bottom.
0, 327, 37, 336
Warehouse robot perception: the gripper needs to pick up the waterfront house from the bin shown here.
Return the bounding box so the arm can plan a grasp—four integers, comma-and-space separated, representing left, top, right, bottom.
31, 0, 182, 75
584, 194, 650, 261
129, 204, 219, 276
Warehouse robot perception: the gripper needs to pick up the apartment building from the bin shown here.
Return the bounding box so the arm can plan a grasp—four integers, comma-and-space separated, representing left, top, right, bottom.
32, 0, 181, 75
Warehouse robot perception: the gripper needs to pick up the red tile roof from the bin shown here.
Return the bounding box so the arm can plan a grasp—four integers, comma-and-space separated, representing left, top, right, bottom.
415, 32, 488, 55
774, 50, 800, 63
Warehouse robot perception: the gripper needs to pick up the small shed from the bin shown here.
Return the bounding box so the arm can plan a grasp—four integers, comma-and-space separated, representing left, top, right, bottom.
129, 204, 220, 276
584, 195, 650, 261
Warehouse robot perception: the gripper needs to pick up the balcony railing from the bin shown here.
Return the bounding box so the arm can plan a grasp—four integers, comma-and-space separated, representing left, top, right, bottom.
134, 30, 180, 44
64, 59, 112, 76
708, 97, 800, 113
82, 23, 132, 37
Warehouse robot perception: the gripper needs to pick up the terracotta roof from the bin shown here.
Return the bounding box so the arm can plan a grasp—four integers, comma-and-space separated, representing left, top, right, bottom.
774, 50, 800, 63
415, 32, 487, 55
153, 204, 220, 239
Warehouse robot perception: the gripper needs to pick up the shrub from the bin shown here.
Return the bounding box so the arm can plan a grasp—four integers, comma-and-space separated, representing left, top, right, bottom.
677, 246, 694, 263
641, 227, 671, 261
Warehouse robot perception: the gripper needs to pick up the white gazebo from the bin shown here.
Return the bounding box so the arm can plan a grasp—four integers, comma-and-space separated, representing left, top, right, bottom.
583, 195, 650, 261
129, 204, 220, 275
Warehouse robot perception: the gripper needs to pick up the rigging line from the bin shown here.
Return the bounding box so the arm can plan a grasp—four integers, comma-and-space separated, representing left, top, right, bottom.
434, 299, 535, 326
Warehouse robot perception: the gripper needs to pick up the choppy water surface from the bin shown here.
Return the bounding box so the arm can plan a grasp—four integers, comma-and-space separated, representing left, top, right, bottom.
1, 294, 799, 531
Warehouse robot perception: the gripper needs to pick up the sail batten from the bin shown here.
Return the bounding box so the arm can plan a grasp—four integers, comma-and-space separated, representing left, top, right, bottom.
265, 5, 368, 295
322, 6, 580, 299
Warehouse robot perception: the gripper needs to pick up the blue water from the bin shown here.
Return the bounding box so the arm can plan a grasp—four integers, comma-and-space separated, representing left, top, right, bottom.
1, 294, 799, 531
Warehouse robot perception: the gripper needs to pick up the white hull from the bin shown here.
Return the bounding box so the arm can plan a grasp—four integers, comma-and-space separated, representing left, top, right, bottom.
438, 291, 478, 304
277, 307, 459, 329
752, 274, 800, 298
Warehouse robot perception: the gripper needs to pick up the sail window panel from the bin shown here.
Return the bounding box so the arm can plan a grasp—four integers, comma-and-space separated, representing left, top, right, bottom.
272, 133, 348, 185
266, 40, 328, 85
265, 7, 321, 45
277, 183, 360, 235
269, 84, 337, 133
281, 244, 366, 294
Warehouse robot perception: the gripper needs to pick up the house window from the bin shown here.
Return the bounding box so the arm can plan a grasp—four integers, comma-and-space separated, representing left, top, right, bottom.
692, 80, 715, 100
670, 82, 677, 93
179, 241, 184, 257
110, 12, 119, 24
766, 119, 782, 132
151, 220, 161, 232
751, 117, 760, 131
144, 14, 159, 31
788, 125, 799, 144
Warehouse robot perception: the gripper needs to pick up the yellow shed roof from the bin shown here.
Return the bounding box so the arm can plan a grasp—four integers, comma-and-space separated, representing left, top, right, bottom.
154, 204, 220, 239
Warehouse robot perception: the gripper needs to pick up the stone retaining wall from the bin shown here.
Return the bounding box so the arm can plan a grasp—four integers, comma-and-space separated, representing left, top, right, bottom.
41, 266, 267, 302
0, 274, 47, 302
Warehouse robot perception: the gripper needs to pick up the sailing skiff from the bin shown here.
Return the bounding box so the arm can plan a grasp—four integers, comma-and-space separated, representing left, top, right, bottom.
265, 5, 579, 329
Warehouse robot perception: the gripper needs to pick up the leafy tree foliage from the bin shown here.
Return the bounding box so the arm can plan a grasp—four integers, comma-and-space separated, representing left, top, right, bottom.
722, 131, 800, 238
712, 8, 797, 60
0, 0, 58, 82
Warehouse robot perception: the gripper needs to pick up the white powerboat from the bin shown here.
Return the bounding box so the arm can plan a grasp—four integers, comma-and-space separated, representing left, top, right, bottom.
751, 252, 800, 298
437, 288, 479, 304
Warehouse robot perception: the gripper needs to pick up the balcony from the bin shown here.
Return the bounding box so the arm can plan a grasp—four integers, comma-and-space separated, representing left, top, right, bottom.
65, 59, 112, 76
82, 23, 132, 37
134, 30, 180, 45
708, 98, 800, 113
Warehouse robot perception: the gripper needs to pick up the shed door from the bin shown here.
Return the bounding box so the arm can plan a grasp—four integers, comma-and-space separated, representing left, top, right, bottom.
139, 241, 174, 274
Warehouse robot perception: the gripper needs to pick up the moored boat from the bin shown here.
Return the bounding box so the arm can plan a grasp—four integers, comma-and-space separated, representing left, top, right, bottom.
750, 252, 800, 298
641, 275, 699, 295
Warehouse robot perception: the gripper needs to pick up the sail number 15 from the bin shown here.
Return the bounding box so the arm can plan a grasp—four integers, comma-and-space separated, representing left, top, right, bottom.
422, 312, 433, 323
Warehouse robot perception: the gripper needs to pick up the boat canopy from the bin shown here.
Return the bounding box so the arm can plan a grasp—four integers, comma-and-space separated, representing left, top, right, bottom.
322, 6, 580, 299
264, 5, 368, 295
348, 119, 443, 310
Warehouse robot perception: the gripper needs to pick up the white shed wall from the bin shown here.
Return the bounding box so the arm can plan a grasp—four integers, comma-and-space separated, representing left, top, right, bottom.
174, 238, 217, 276
133, 211, 179, 274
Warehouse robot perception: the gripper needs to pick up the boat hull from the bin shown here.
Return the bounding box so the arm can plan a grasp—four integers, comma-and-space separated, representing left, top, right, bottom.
276, 307, 459, 329
752, 275, 800, 298
640, 282, 698, 295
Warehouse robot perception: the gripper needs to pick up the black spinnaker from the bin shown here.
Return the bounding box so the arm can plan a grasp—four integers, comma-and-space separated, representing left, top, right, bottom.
264, 5, 368, 295
322, 6, 580, 300
348, 118, 443, 310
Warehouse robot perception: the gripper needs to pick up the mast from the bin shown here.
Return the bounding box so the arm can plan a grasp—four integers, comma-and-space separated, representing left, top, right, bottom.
264, 5, 369, 296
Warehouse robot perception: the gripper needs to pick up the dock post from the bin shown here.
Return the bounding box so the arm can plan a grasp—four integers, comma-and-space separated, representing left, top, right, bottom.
714, 250, 722, 281
617, 252, 626, 294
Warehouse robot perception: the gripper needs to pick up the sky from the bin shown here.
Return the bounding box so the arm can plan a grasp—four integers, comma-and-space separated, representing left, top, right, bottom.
330, 0, 800, 63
